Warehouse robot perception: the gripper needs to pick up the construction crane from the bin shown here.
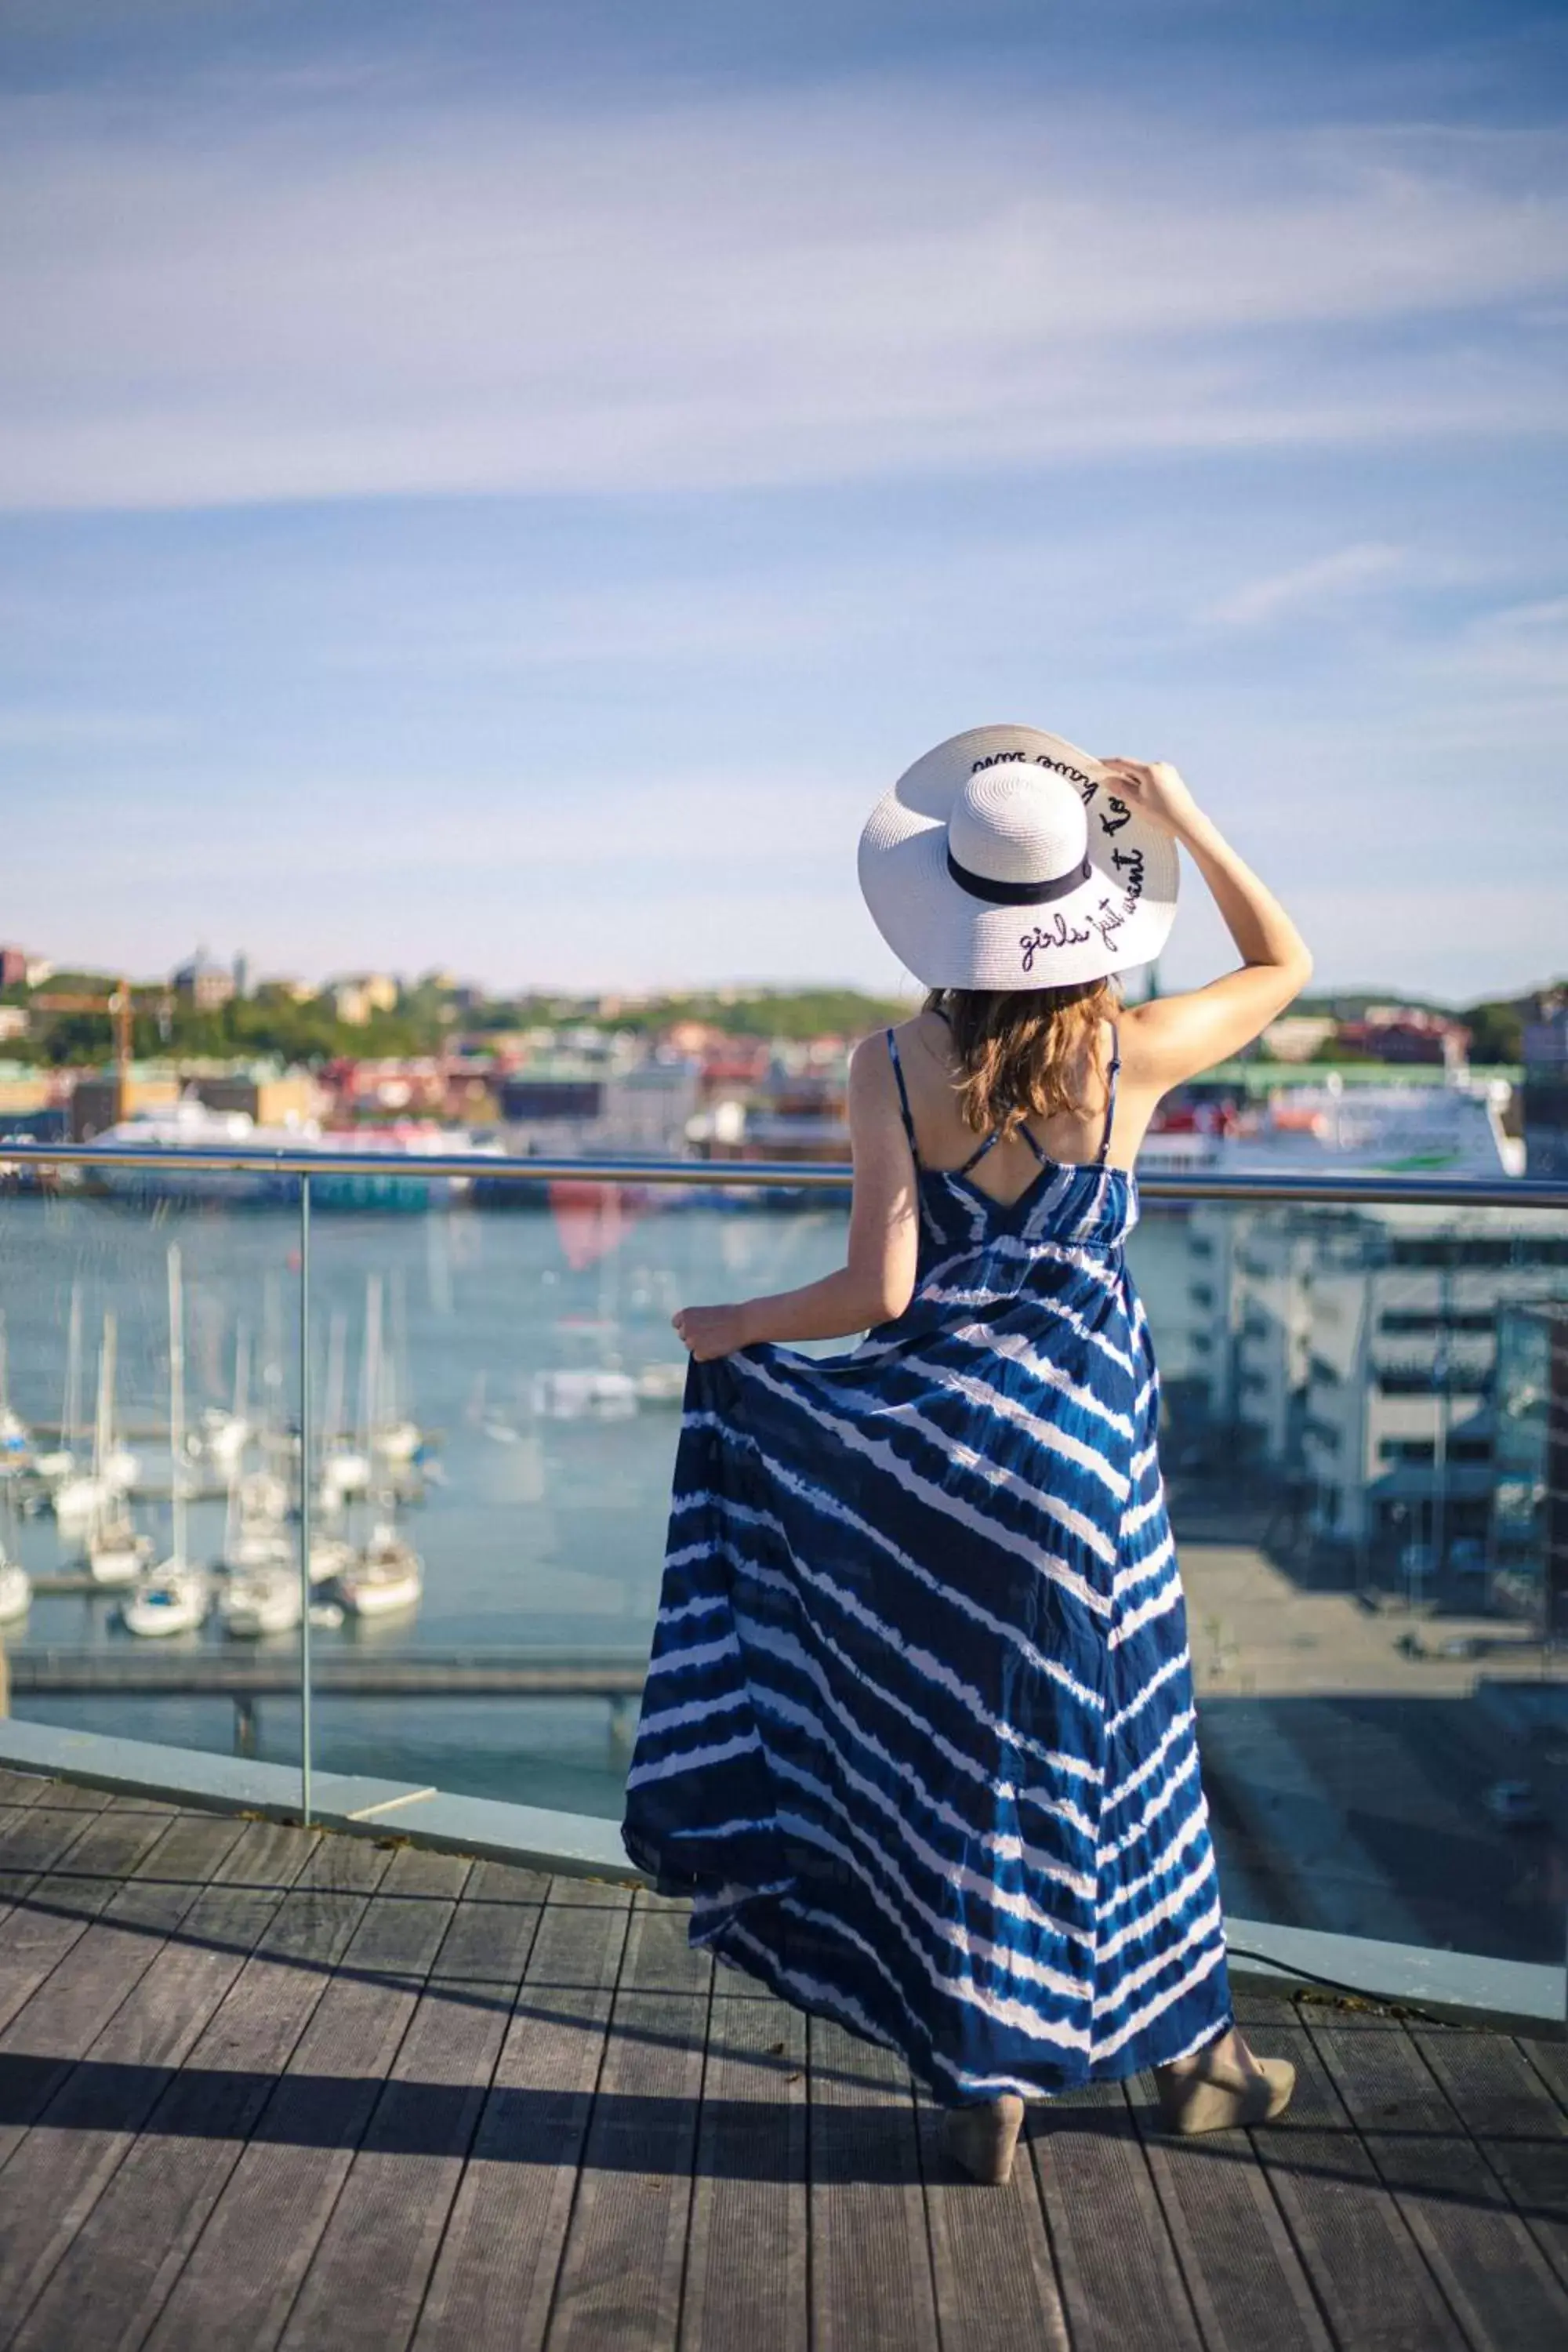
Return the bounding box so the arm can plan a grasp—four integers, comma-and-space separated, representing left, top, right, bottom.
32, 979, 173, 1125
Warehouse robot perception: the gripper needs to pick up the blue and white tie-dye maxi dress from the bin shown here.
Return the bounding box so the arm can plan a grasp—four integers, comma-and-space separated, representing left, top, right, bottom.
622, 1030, 1232, 2102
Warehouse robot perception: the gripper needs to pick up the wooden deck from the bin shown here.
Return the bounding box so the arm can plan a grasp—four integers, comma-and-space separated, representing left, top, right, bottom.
1, 1769, 1566, 2352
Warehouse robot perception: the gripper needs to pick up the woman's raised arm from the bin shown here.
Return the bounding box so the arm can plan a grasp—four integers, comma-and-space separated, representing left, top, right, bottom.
1103, 758, 1313, 1091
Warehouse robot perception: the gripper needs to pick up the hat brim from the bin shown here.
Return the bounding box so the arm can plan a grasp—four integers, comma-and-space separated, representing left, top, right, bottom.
858, 724, 1178, 991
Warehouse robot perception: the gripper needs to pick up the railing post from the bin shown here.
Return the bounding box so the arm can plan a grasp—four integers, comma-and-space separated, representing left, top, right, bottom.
298, 1172, 313, 1825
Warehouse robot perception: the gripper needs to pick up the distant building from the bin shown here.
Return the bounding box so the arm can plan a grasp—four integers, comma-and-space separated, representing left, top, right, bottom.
331, 973, 400, 1027
1261, 1014, 1337, 1063
191, 1069, 328, 1127
0, 946, 28, 991
1185, 1202, 1568, 1573
172, 949, 235, 1013
1493, 1303, 1568, 1636
1523, 995, 1568, 1179
1338, 1006, 1469, 1069
0, 1007, 28, 1042
71, 1071, 183, 1140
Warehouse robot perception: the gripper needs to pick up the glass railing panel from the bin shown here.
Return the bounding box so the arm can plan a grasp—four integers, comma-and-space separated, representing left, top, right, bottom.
0, 1157, 307, 1780
297, 1168, 851, 1817
1127, 1194, 1568, 1974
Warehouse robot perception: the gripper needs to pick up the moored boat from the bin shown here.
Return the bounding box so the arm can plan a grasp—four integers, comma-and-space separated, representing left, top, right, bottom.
0, 1552, 31, 1624
219, 1561, 301, 1639
337, 1523, 423, 1617
122, 1560, 210, 1638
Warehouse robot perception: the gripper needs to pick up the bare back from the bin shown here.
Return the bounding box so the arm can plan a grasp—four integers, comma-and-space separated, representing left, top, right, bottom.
891, 1008, 1145, 1204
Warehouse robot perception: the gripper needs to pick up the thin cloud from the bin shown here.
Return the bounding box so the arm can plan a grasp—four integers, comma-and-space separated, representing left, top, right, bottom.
1207, 543, 1405, 628
2, 81, 1566, 510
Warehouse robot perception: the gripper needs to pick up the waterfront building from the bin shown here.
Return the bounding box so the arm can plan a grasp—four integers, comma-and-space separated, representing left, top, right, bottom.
1523, 995, 1568, 1178
1336, 1005, 1471, 1069
1492, 1302, 1568, 1635
1184, 1202, 1568, 1579
71, 1067, 183, 1139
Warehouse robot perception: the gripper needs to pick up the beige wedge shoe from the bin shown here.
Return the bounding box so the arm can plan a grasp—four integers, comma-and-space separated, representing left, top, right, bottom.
940, 2093, 1025, 2184
1154, 2037, 1295, 2136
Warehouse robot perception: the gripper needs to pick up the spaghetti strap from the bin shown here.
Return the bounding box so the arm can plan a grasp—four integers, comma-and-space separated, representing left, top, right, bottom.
1098, 1025, 1122, 1166
956, 1131, 1000, 1176
886, 1029, 921, 1168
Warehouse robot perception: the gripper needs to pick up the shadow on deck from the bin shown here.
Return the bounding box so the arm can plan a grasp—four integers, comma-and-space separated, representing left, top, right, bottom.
1, 1767, 1566, 2351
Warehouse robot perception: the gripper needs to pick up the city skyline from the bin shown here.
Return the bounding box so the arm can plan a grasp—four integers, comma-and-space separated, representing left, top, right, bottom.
2, 2, 1566, 1001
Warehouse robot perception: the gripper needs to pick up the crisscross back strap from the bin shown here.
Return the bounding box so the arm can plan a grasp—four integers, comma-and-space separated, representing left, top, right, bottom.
1098, 1025, 1122, 1166
885, 1029, 920, 1168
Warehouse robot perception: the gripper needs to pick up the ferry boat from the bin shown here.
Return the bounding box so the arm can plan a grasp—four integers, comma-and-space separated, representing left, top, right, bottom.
85, 1099, 503, 1209
1140, 1076, 1519, 1182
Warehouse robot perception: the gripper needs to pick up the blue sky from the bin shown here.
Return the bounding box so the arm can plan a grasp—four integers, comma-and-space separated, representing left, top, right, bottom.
2, 2, 1565, 1004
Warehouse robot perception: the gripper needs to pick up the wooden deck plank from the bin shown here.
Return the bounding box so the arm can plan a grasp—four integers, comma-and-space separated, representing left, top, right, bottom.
0, 1802, 1564, 2352
1243, 2015, 1470, 2352
8, 1777, 109, 1813
140, 1847, 476, 2352
0, 1770, 52, 1808
0, 1809, 251, 2152
6, 1827, 382, 2352
912, 2082, 1069, 2352
543, 1896, 708, 2352
0, 1802, 118, 1945
264, 1852, 532, 2352
681, 1993, 809, 2352
1410, 2029, 1567, 2146
808, 2017, 938, 2352
0, 1804, 194, 2039
0, 1817, 307, 2335
1030, 2076, 1201, 2352
1310, 2016, 1568, 2352
410, 1888, 631, 2352
1519, 2037, 1568, 2117
1123, 2071, 1334, 2352
0, 1798, 114, 1878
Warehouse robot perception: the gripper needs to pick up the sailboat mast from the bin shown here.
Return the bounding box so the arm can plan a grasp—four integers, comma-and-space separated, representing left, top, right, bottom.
62, 1279, 83, 1453
93, 1316, 112, 1476
168, 1247, 186, 1565
364, 1274, 383, 1448
325, 1310, 347, 1450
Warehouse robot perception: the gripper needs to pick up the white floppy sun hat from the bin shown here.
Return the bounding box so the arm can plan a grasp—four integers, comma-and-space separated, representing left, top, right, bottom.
858, 724, 1179, 992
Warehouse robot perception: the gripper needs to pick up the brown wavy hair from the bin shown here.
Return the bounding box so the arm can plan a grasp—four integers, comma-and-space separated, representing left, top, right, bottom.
925, 979, 1121, 1141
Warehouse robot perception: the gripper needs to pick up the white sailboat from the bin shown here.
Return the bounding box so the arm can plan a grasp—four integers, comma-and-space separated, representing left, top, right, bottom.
320, 1305, 371, 1504
87, 1512, 154, 1587
308, 1533, 354, 1585
336, 1518, 423, 1617
0, 1314, 34, 1476
530, 1367, 638, 1420
0, 1544, 31, 1624
57, 1310, 139, 1531
83, 1316, 151, 1584
123, 1247, 209, 1639
219, 1559, 301, 1638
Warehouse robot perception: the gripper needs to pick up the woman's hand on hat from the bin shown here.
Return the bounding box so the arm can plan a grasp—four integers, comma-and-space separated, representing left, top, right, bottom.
672, 1302, 751, 1360
1100, 757, 1200, 840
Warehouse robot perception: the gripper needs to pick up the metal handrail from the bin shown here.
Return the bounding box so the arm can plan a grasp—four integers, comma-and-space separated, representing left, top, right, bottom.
2, 1138, 1566, 1210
